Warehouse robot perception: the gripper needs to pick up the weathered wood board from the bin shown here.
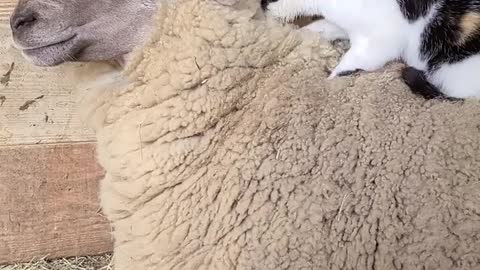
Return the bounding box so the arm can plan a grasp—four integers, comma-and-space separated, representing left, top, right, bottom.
0, 25, 95, 146
0, 143, 112, 264
0, 0, 16, 25
0, 0, 111, 264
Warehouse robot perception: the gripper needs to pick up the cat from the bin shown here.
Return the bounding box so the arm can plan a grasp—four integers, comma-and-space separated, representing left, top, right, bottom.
261, 0, 480, 99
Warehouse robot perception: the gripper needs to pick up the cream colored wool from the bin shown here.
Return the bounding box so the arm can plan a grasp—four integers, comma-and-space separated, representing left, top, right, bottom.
79, 0, 480, 269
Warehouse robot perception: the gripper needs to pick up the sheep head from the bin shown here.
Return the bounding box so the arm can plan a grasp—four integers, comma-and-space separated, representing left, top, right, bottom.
10, 0, 157, 66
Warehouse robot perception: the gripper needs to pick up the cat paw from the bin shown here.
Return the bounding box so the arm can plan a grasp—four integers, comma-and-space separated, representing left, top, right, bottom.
328, 37, 397, 79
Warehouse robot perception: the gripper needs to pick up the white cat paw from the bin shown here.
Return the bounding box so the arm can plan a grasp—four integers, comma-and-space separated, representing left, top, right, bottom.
328, 36, 399, 79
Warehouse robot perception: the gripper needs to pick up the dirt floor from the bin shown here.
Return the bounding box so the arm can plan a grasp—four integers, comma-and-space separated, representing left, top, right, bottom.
0, 255, 112, 270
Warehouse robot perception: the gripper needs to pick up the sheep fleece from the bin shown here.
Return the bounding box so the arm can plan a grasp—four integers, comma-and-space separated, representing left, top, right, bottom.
82, 0, 480, 269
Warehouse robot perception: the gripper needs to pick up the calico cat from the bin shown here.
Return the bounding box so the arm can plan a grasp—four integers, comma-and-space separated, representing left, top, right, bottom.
261, 0, 480, 99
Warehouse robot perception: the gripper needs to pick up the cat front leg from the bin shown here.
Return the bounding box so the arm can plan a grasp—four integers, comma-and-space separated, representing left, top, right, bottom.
328, 35, 401, 79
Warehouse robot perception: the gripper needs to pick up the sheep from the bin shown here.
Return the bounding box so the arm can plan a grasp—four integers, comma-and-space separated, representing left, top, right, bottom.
11, 0, 480, 269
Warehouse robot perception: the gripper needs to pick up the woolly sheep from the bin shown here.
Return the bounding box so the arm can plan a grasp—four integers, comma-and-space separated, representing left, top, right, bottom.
12, 0, 480, 269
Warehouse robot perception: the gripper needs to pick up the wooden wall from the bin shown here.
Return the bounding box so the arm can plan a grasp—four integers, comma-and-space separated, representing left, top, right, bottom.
0, 0, 112, 264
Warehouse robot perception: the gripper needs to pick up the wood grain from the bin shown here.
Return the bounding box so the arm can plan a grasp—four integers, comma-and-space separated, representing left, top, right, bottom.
0, 3, 95, 146
0, 142, 112, 264
0, 0, 15, 25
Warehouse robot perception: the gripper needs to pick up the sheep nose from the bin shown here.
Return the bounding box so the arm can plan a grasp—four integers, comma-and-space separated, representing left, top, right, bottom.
10, 10, 37, 32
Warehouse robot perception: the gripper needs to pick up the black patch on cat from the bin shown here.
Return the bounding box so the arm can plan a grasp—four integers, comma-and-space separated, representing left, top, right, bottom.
401, 66, 461, 101
420, 3, 480, 69
397, 0, 439, 21
401, 66, 443, 99
261, 0, 278, 11
400, 1, 480, 99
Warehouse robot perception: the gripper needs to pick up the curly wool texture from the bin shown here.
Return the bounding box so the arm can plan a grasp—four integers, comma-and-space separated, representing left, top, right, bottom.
82, 0, 480, 269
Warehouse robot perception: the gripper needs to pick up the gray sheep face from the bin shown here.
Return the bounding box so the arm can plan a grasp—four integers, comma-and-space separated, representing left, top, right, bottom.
10, 0, 157, 66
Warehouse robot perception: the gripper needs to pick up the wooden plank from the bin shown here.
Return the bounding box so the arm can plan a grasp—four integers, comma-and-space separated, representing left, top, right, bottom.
0, 142, 112, 264
0, 0, 16, 24
0, 4, 95, 146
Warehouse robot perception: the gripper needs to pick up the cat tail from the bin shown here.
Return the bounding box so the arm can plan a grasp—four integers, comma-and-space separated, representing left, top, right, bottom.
400, 66, 461, 101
